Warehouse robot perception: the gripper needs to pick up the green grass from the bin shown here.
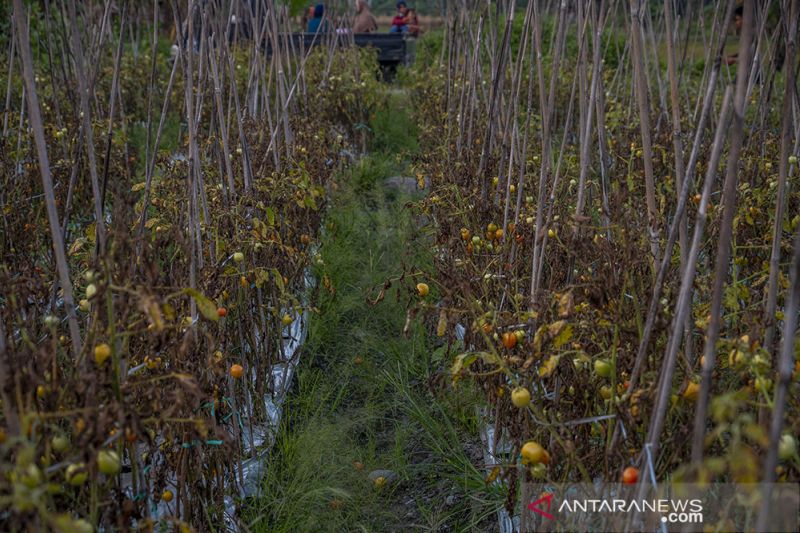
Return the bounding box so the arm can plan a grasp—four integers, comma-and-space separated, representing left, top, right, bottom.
369, 94, 420, 157
128, 112, 183, 178
244, 97, 501, 532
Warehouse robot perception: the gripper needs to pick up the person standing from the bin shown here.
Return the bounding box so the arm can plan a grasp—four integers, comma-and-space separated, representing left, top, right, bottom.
406, 8, 420, 37
307, 4, 327, 33
725, 6, 744, 65
353, 0, 378, 33
302, 5, 315, 31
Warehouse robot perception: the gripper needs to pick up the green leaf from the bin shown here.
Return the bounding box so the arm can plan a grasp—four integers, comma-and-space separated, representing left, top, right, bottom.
451, 352, 479, 376
724, 286, 739, 312
184, 289, 219, 322
479, 351, 501, 366
303, 194, 318, 210
254, 268, 270, 288
273, 269, 285, 292
742, 422, 769, 447
553, 324, 573, 349
265, 207, 276, 227
431, 344, 448, 364
252, 217, 265, 237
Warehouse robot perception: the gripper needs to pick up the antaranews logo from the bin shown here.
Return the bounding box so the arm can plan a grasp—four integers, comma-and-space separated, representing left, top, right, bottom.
525, 493, 703, 531
521, 483, 799, 533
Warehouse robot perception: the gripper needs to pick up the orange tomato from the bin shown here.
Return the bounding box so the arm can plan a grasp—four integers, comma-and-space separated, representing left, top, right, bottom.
217, 307, 227, 318
622, 466, 639, 485
230, 364, 244, 379
501, 331, 517, 349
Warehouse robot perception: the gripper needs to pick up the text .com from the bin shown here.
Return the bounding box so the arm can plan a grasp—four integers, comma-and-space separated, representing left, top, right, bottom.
662, 510, 704, 524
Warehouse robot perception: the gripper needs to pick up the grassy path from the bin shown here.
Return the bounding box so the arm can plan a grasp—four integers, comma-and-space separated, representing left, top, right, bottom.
244, 98, 502, 532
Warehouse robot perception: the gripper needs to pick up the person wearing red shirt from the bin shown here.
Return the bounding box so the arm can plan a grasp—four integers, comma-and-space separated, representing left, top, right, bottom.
390, 1, 409, 33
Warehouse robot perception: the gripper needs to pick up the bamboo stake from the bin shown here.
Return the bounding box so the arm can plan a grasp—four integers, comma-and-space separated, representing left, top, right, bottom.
688, 0, 756, 465
66, 0, 108, 255
663, 0, 694, 367
628, 0, 660, 271
529, 0, 567, 300
172, 0, 199, 320
12, 0, 82, 358
99, 2, 127, 218
592, 0, 613, 236
208, 30, 238, 196
756, 158, 800, 533
762, 0, 798, 357
143, 0, 159, 171
2, 25, 15, 138
136, 52, 180, 243
476, 0, 514, 211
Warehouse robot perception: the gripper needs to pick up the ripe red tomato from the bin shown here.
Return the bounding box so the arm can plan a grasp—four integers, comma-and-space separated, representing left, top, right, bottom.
622, 466, 639, 485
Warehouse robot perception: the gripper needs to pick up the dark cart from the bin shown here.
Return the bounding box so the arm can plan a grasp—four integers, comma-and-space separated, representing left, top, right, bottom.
272, 33, 411, 75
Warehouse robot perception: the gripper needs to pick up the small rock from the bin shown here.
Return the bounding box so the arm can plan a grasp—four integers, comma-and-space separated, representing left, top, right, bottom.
415, 214, 431, 228
368, 469, 398, 486
385, 176, 420, 194
445, 494, 456, 506
339, 149, 357, 161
